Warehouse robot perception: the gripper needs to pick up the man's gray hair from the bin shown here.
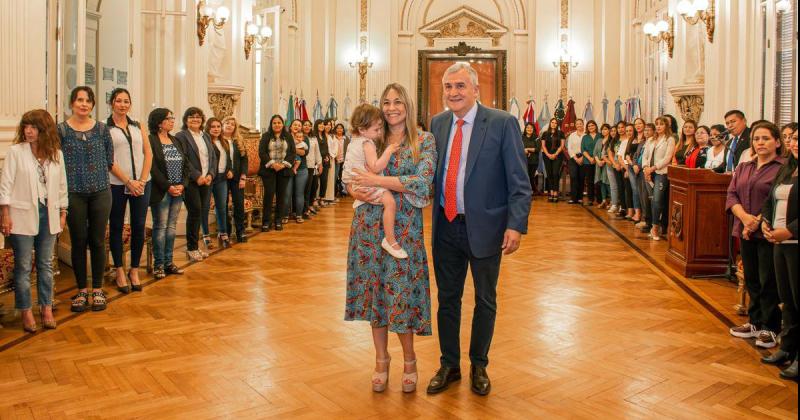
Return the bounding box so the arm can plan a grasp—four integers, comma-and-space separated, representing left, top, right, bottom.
442, 61, 479, 86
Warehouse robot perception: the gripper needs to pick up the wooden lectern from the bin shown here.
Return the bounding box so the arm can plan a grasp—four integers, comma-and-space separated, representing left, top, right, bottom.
665, 166, 733, 277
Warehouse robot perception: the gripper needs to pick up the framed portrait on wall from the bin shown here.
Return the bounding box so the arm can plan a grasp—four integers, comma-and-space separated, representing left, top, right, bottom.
417, 42, 507, 128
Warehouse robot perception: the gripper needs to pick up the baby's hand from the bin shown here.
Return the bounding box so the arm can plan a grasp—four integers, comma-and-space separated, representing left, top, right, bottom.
386, 143, 400, 154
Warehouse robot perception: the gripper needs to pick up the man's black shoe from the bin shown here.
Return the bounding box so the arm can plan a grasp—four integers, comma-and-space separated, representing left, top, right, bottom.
426, 366, 461, 394
470, 365, 491, 396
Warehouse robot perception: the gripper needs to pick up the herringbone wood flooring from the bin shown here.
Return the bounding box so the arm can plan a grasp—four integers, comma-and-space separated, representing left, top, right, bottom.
0, 198, 796, 419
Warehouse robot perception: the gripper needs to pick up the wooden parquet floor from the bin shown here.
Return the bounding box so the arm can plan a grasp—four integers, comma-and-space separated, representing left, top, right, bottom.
0, 198, 797, 419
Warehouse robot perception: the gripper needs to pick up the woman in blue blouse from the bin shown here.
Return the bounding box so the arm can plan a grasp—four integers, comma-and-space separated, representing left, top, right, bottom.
57, 86, 114, 312
148, 108, 189, 279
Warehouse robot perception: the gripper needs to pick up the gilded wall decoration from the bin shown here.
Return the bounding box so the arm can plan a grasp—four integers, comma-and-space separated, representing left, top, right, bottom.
419, 6, 507, 47
208, 93, 240, 120
675, 95, 705, 123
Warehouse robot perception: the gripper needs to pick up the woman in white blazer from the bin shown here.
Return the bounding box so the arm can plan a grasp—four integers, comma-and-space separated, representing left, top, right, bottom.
0, 109, 68, 333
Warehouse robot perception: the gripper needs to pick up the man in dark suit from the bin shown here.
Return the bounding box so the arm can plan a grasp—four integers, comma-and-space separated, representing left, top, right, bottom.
426, 62, 532, 396
724, 109, 751, 171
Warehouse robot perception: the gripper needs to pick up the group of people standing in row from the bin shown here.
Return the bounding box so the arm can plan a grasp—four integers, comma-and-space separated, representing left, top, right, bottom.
0, 85, 342, 333
256, 115, 349, 232
524, 109, 798, 380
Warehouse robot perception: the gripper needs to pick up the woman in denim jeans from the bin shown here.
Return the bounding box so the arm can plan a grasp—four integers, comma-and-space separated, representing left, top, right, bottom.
644, 116, 676, 240
0, 110, 67, 332
204, 118, 232, 248
147, 108, 189, 279
288, 120, 309, 223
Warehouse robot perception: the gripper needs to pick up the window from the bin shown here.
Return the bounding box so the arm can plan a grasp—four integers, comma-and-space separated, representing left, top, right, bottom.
774, 0, 797, 125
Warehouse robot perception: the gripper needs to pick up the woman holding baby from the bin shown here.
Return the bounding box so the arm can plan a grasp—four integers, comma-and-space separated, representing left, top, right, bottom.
343, 82, 436, 393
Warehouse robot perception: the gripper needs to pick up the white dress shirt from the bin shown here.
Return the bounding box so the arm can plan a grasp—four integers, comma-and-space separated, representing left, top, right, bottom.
440, 102, 478, 214
567, 131, 584, 159
191, 130, 209, 176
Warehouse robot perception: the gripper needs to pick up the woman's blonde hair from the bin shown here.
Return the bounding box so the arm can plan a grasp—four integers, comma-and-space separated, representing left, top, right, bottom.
380, 83, 421, 164
221, 115, 246, 156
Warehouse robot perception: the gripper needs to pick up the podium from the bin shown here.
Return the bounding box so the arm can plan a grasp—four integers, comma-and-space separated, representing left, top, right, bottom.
665, 166, 732, 277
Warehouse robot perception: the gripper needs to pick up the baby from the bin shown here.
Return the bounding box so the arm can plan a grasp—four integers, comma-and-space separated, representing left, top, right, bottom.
342, 103, 408, 259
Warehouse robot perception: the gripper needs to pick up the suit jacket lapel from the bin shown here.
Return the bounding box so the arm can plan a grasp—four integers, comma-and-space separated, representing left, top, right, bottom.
436, 112, 454, 181
464, 104, 488, 185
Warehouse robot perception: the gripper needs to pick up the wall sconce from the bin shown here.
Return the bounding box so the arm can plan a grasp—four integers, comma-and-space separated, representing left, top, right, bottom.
552, 49, 578, 81
676, 0, 715, 42
244, 22, 272, 60
349, 53, 373, 103
196, 0, 229, 46
776, 0, 791, 13
643, 17, 675, 58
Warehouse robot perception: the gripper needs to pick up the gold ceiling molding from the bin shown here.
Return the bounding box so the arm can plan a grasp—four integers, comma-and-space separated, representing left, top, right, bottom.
418, 6, 507, 47
401, 0, 525, 31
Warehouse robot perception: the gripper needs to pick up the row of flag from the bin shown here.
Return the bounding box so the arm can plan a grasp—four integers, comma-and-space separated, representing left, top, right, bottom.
279, 92, 355, 123
510, 95, 643, 136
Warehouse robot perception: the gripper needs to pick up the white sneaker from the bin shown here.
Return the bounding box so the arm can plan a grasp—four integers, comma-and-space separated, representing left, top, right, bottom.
729, 323, 758, 338
607, 205, 619, 213
199, 250, 209, 258
755, 330, 778, 348
186, 250, 204, 262
635, 221, 648, 228
381, 238, 408, 259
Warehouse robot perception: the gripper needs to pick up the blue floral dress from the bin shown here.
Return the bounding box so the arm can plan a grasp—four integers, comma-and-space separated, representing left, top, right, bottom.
344, 130, 436, 336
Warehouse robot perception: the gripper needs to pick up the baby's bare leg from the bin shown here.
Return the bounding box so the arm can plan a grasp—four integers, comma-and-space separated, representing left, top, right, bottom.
379, 191, 398, 247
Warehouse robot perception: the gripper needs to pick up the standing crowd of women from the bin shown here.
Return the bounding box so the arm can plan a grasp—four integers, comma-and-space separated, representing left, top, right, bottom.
522, 109, 798, 380
256, 115, 347, 231
0, 85, 355, 333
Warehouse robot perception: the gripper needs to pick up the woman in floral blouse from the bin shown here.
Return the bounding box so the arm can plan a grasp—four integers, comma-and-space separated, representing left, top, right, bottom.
345, 82, 436, 394
58, 86, 114, 313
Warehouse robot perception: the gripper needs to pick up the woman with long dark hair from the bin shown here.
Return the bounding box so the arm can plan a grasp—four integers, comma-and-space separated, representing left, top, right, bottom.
624, 124, 642, 223
258, 114, 296, 231
675, 120, 698, 166
174, 107, 217, 262
761, 127, 798, 379
727, 122, 786, 350
604, 125, 620, 212
521, 122, 539, 196
58, 86, 114, 312
1, 109, 67, 331
303, 119, 322, 219
315, 119, 331, 208
594, 123, 611, 208
107, 88, 152, 293
334, 122, 348, 197
323, 119, 338, 203
148, 108, 188, 279
611, 122, 630, 219
541, 118, 565, 202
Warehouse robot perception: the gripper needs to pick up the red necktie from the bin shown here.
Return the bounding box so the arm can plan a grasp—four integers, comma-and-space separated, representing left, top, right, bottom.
444, 119, 465, 222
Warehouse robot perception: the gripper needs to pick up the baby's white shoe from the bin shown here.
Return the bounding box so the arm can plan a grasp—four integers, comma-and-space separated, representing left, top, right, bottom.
382, 238, 409, 259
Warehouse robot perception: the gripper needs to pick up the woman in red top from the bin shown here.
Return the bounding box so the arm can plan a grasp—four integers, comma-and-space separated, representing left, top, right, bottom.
685, 125, 709, 168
